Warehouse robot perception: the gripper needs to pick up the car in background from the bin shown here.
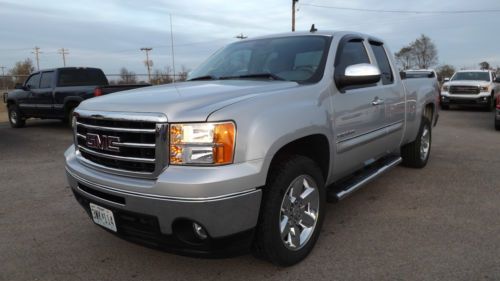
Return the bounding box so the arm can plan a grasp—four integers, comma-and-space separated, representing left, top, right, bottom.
440, 70, 499, 110
4, 67, 150, 128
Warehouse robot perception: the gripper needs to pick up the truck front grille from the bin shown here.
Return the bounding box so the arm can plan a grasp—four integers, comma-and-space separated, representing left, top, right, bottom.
74, 110, 168, 179
449, 85, 480, 95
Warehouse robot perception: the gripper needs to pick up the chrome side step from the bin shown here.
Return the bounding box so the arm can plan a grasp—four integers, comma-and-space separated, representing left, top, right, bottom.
328, 155, 402, 202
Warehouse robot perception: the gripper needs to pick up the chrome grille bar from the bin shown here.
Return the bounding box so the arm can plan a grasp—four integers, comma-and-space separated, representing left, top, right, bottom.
75, 122, 156, 133
78, 146, 156, 163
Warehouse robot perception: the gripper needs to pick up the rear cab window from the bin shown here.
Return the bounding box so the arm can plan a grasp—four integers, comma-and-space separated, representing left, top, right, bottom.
40, 72, 55, 88
369, 41, 394, 85
57, 68, 108, 87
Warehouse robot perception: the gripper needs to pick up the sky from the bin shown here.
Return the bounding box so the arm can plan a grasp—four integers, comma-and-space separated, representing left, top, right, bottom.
1, 0, 499, 77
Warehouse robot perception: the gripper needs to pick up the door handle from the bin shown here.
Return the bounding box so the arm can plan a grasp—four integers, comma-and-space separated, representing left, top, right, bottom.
372, 98, 385, 106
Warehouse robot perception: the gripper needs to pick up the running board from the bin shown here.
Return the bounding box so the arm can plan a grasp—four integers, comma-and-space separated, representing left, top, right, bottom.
327, 155, 402, 202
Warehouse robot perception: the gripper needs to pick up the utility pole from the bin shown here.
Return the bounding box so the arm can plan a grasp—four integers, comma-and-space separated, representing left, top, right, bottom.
32, 46, 42, 71
235, 33, 248, 39
292, 0, 299, 32
169, 14, 176, 83
140, 47, 153, 83
58, 48, 69, 67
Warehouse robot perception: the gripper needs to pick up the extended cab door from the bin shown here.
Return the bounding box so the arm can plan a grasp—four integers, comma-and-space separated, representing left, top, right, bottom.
331, 35, 401, 178
32, 71, 56, 116
17, 72, 41, 116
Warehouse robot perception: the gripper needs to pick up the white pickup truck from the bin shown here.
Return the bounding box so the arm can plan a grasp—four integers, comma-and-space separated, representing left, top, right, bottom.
441, 70, 500, 110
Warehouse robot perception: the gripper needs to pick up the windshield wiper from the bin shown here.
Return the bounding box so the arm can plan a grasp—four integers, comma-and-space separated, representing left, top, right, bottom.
187, 75, 218, 81
220, 73, 285, 81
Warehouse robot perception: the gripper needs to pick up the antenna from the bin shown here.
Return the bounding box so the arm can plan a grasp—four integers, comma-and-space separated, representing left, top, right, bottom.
310, 24, 318, 32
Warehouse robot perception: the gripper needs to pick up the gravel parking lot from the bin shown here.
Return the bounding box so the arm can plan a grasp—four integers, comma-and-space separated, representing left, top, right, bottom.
1, 109, 500, 281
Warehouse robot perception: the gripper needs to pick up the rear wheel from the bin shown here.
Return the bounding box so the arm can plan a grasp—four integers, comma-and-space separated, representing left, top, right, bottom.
401, 117, 431, 168
253, 155, 326, 266
63, 107, 76, 128
495, 117, 500, 131
8, 104, 25, 128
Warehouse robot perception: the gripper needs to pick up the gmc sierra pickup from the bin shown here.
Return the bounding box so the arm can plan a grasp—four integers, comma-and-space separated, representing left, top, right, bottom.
65, 31, 439, 266
440, 70, 500, 110
4, 67, 149, 128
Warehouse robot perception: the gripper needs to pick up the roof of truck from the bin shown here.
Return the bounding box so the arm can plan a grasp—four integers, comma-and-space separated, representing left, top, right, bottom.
249, 30, 384, 43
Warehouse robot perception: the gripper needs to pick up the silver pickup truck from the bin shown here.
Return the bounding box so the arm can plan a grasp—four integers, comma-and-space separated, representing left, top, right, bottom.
64, 31, 439, 266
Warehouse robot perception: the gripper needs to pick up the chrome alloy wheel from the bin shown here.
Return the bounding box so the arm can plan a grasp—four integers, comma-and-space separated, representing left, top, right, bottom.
9, 109, 17, 125
420, 125, 430, 161
279, 175, 319, 251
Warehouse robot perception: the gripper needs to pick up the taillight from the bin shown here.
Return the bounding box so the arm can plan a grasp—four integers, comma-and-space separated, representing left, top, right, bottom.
496, 96, 500, 109
94, 88, 102, 97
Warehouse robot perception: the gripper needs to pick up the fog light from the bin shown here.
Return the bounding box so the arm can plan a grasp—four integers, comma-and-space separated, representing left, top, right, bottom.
193, 222, 208, 240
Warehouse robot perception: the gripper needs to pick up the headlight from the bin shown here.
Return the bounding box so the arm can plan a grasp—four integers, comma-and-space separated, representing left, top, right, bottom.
170, 122, 236, 165
480, 86, 489, 92
442, 85, 449, 91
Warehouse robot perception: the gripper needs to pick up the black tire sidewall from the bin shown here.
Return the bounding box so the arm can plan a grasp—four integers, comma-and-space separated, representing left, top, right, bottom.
8, 105, 24, 128
256, 156, 326, 266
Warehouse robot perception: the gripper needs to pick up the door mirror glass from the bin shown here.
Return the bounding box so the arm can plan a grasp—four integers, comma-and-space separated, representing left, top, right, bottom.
337, 63, 381, 88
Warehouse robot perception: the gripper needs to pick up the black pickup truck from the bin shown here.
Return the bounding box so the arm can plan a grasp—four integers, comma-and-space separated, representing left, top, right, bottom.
3, 67, 149, 128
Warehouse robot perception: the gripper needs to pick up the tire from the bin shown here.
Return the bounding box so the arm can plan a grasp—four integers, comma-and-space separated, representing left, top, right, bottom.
8, 104, 26, 128
495, 117, 500, 131
252, 155, 326, 266
65, 107, 76, 128
440, 104, 449, 110
484, 95, 494, 112
401, 117, 431, 168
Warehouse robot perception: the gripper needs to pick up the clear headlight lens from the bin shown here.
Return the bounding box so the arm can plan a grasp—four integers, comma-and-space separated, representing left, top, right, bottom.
480, 86, 489, 92
170, 122, 236, 165
442, 85, 449, 91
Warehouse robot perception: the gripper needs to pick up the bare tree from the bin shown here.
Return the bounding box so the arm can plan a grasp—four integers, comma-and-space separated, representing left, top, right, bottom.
9, 58, 35, 86
118, 67, 138, 84
412, 34, 438, 69
479, 61, 490, 70
394, 45, 415, 70
436, 64, 456, 82
395, 34, 438, 70
150, 67, 173, 85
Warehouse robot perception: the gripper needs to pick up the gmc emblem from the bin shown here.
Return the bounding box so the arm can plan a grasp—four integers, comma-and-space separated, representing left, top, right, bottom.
86, 133, 121, 152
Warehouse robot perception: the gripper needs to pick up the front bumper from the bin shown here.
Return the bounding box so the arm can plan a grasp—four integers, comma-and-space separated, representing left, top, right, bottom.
65, 145, 263, 256
441, 92, 491, 105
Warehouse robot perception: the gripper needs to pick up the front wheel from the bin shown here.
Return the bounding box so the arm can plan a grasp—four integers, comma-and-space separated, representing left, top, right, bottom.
401, 117, 431, 168
253, 155, 326, 266
8, 104, 26, 128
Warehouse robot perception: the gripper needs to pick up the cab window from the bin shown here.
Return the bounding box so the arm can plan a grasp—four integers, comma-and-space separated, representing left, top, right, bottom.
25, 73, 41, 89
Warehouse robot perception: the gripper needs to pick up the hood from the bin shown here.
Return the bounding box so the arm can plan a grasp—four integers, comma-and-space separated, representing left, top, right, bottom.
78, 80, 299, 122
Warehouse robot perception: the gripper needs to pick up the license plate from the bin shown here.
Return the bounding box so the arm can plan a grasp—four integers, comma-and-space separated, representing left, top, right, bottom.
90, 203, 117, 232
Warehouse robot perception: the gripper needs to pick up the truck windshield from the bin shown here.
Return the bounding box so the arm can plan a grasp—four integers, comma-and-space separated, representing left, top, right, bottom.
57, 68, 108, 87
452, 72, 490, 82
188, 35, 331, 83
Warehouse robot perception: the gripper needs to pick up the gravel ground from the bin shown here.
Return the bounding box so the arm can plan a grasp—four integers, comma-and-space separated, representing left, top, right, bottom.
1, 109, 500, 281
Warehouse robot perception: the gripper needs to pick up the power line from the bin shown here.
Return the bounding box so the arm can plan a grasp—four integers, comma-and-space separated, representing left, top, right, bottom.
300, 3, 500, 14
58, 48, 69, 67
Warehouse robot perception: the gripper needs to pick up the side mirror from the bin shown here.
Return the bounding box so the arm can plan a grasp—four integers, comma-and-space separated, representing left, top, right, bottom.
14, 83, 23, 89
336, 63, 381, 89
444, 77, 450, 82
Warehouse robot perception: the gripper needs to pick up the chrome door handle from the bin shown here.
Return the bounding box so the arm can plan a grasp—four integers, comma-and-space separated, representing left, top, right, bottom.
372, 98, 385, 106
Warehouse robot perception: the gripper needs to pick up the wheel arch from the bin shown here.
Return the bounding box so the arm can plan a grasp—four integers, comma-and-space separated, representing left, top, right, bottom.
265, 134, 331, 186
